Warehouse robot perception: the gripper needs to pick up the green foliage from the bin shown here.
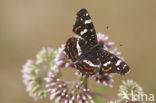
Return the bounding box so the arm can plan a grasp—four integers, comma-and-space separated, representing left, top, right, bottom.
92, 85, 108, 103
96, 85, 108, 93
92, 95, 101, 103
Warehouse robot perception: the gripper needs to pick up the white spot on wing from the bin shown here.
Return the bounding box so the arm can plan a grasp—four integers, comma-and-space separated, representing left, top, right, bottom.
123, 64, 127, 69
110, 56, 113, 59
76, 39, 82, 56
103, 61, 111, 66
85, 20, 92, 24
90, 29, 93, 32
83, 60, 100, 68
80, 29, 87, 35
86, 13, 89, 16
115, 60, 122, 66
117, 67, 120, 70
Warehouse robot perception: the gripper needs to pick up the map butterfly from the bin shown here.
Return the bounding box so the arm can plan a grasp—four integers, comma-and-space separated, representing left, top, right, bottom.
65, 8, 130, 76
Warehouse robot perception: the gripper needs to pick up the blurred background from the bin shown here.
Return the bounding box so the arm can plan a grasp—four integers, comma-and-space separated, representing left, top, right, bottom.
0, 0, 156, 103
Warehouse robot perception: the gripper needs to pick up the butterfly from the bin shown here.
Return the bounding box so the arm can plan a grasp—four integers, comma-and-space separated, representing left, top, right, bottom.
65, 8, 130, 76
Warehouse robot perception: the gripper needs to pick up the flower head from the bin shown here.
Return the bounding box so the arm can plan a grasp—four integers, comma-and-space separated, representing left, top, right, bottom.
45, 71, 94, 103
118, 80, 144, 103
22, 60, 47, 100
22, 48, 57, 100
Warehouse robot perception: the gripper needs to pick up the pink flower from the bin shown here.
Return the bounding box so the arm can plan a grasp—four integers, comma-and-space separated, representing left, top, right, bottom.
45, 72, 94, 103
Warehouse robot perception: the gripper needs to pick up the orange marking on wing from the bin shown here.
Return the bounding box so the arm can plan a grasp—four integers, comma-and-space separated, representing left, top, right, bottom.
93, 69, 96, 73
71, 40, 77, 58
67, 40, 76, 60
69, 52, 74, 59
71, 39, 79, 59
67, 42, 74, 59
67, 41, 71, 46
83, 65, 96, 74
74, 26, 79, 32
88, 68, 96, 74
71, 40, 74, 52
85, 72, 89, 75
104, 68, 112, 72
83, 65, 91, 70
77, 65, 84, 70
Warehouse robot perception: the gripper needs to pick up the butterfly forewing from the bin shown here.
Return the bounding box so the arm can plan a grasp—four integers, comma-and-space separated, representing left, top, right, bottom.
65, 37, 92, 62
98, 50, 130, 75
73, 8, 97, 46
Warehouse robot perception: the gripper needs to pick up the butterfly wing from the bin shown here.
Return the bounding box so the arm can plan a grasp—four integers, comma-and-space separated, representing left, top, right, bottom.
65, 37, 100, 75
65, 37, 92, 62
99, 49, 130, 75
75, 51, 101, 76
73, 8, 97, 46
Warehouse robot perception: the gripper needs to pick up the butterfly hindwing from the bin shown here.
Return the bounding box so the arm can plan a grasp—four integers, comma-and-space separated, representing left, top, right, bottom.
75, 52, 101, 76
73, 8, 97, 46
98, 50, 130, 75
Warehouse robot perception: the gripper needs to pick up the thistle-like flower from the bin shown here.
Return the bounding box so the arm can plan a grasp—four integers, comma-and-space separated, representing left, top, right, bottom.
22, 48, 57, 100
22, 60, 47, 100
45, 71, 94, 103
118, 80, 144, 103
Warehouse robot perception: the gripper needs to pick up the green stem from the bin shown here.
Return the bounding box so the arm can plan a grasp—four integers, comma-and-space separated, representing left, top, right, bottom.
84, 77, 88, 89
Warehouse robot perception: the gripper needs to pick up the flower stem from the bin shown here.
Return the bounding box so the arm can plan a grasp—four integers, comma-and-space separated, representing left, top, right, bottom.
84, 77, 88, 89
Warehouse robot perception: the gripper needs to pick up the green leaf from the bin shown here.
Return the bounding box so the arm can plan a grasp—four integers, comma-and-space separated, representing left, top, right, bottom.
92, 95, 101, 103
96, 85, 108, 93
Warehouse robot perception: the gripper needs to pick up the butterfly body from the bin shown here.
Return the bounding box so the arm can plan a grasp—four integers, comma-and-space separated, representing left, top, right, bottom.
65, 8, 130, 76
